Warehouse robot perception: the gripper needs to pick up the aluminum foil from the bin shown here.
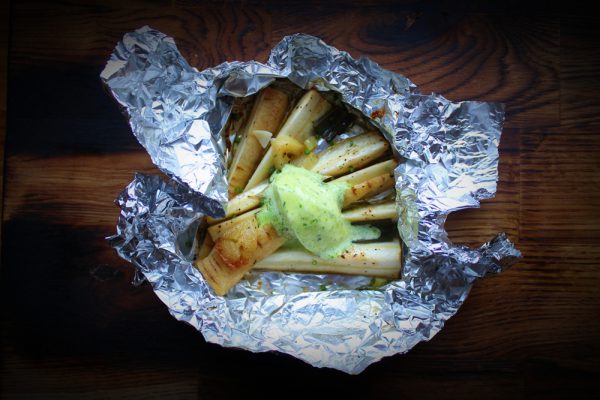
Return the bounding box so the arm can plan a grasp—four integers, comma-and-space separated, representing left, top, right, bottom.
103, 26, 521, 374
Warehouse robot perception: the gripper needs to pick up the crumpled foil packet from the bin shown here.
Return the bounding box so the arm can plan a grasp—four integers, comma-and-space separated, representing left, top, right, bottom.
102, 26, 521, 374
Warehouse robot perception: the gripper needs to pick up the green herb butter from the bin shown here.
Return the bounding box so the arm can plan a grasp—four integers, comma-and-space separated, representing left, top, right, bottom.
257, 164, 380, 258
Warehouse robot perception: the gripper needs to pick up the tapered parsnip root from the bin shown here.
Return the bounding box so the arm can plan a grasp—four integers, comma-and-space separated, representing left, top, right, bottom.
228, 87, 290, 197
253, 240, 402, 279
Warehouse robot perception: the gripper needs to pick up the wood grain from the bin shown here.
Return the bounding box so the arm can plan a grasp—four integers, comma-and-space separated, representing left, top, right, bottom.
2, 1, 600, 399
269, 6, 560, 129
0, 0, 8, 258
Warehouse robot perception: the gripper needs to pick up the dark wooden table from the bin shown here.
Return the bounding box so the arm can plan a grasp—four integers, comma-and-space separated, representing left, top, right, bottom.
2, 1, 599, 398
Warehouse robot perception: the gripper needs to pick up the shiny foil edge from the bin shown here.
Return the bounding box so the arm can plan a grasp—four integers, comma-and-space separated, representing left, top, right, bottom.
104, 27, 521, 374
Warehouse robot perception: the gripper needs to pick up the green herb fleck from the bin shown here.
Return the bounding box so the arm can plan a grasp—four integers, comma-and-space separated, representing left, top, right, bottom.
311, 259, 318, 265
234, 134, 241, 144
304, 148, 311, 155
348, 165, 355, 173
234, 186, 243, 194
319, 284, 327, 291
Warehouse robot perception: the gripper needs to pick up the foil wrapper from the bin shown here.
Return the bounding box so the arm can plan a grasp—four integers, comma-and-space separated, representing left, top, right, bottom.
103, 26, 521, 374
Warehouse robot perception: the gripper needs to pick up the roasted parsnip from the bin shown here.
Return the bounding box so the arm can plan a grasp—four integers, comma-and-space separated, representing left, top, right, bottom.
310, 131, 390, 177
227, 87, 290, 197
253, 240, 402, 279
342, 202, 398, 222
195, 217, 286, 295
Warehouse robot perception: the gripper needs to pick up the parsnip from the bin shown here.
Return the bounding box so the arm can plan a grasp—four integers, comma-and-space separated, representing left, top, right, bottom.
271, 136, 305, 169
343, 172, 396, 208
334, 159, 397, 186
195, 217, 285, 295
207, 181, 268, 224
245, 89, 332, 189
208, 208, 260, 241
197, 233, 214, 260
310, 132, 390, 177
195, 217, 258, 295
227, 87, 290, 198
253, 240, 402, 279
254, 223, 287, 261
290, 151, 319, 170
342, 202, 398, 222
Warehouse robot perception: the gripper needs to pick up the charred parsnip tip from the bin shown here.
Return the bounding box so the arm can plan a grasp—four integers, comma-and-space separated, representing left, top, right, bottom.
245, 89, 332, 190
228, 87, 290, 198
253, 240, 402, 279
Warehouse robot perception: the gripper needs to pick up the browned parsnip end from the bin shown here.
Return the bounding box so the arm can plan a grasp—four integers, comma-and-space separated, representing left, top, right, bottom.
195, 216, 285, 295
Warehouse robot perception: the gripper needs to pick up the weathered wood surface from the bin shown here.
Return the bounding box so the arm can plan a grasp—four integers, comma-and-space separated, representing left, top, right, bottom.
2, 1, 599, 398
